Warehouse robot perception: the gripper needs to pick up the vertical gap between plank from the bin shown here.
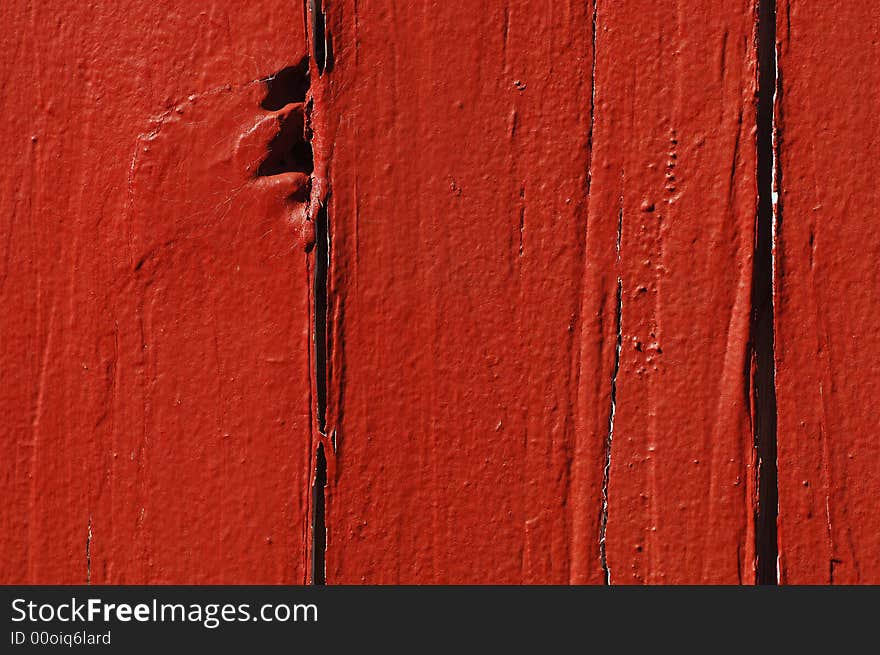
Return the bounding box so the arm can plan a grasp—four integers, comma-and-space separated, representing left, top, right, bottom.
307, 0, 330, 586
314, 203, 329, 437
311, 203, 329, 586
754, 0, 779, 585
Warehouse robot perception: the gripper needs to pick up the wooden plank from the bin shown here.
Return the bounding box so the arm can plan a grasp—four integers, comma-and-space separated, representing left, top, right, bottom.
321, 0, 759, 583
595, 1, 760, 584
320, 0, 598, 584
0, 2, 314, 582
775, 0, 880, 584
0, 0, 779, 585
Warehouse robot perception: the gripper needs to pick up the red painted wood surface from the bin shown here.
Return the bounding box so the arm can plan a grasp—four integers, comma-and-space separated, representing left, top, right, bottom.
322, 0, 759, 583
0, 2, 314, 583
322, 0, 599, 584
1, 0, 876, 585
594, 2, 759, 584
775, 0, 880, 584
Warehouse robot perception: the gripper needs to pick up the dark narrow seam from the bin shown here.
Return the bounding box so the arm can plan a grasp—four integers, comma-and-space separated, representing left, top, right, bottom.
753, 0, 779, 585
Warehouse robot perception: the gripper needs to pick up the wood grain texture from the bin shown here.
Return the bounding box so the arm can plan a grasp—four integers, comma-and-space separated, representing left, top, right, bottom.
775, 0, 880, 584
321, 0, 759, 583
0, 1, 314, 583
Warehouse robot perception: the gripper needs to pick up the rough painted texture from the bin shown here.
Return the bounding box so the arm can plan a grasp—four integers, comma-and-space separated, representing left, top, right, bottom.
7, 0, 875, 586
322, 0, 759, 583
594, 1, 759, 584
321, 0, 597, 584
775, 0, 880, 584
0, 2, 314, 583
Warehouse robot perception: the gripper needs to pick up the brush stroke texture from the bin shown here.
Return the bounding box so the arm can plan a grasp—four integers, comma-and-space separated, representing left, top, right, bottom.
775, 0, 880, 584
0, 0, 313, 583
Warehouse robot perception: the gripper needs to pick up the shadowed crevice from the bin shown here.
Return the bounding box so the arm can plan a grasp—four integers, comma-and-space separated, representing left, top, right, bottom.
600, 277, 622, 585
754, 0, 779, 586
260, 58, 309, 111
256, 106, 314, 177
